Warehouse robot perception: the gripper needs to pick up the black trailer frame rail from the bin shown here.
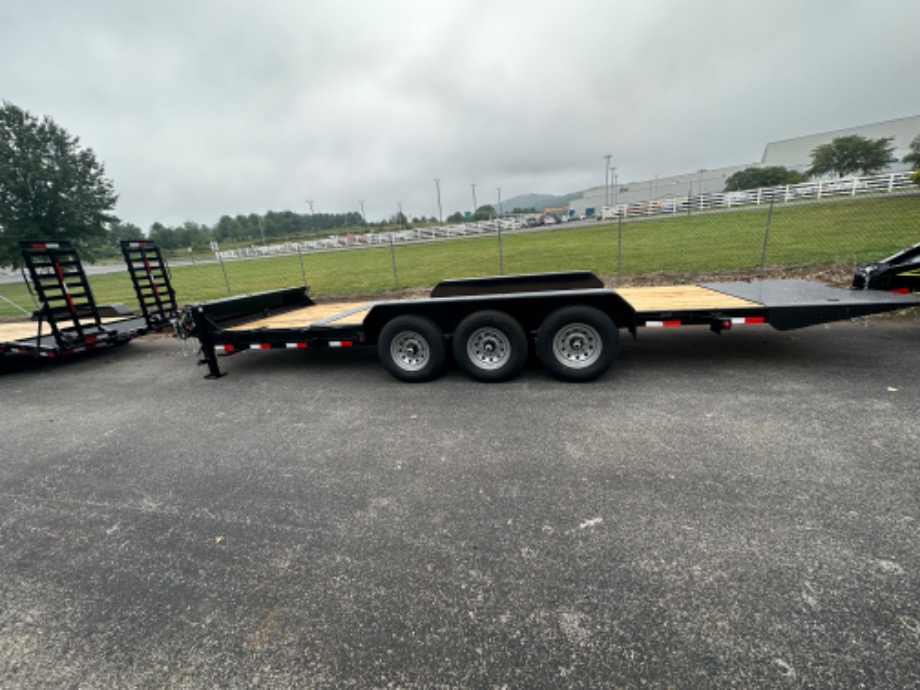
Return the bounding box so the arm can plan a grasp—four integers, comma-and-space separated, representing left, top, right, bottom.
1, 239, 177, 360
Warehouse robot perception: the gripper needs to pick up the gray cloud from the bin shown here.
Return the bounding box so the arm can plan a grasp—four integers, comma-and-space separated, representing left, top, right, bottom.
2, 0, 918, 228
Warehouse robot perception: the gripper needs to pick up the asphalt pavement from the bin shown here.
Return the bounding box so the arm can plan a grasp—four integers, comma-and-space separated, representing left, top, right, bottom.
1, 319, 919, 688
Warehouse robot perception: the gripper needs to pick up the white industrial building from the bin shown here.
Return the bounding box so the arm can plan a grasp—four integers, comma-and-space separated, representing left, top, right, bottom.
569, 115, 920, 216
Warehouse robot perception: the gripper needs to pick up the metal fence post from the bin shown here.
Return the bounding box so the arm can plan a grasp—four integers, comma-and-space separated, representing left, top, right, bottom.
389, 235, 401, 296
296, 245, 308, 288
617, 214, 623, 284
760, 197, 775, 268
216, 251, 232, 295
498, 224, 504, 275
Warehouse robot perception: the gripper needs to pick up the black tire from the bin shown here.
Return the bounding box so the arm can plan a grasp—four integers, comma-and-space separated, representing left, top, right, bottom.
378, 315, 446, 382
452, 310, 528, 382
536, 306, 618, 382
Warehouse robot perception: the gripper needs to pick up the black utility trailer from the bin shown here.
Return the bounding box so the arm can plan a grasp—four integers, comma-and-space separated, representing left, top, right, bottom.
0, 240, 177, 361
178, 242, 920, 383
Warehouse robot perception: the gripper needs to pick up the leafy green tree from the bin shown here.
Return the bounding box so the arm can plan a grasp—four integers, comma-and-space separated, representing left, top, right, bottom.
0, 101, 119, 267
724, 166, 807, 191
902, 133, 920, 170
473, 204, 496, 221
215, 215, 243, 241
148, 222, 178, 249
446, 211, 465, 223
106, 222, 143, 247
808, 135, 895, 178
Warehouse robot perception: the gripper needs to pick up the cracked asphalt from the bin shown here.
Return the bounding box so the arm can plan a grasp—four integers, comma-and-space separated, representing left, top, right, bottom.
1, 318, 919, 688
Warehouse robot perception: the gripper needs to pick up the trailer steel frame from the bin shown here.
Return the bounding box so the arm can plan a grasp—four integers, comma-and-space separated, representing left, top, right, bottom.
178, 241, 920, 383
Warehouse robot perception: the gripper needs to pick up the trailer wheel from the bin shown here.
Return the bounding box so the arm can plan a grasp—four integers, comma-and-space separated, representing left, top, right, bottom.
453, 311, 528, 382
378, 315, 446, 382
536, 306, 618, 382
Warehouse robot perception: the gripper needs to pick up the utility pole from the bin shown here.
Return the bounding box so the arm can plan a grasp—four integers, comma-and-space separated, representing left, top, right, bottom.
359, 200, 365, 225
397, 202, 404, 229
604, 154, 612, 207
497, 187, 502, 217
471, 183, 477, 217
434, 178, 442, 224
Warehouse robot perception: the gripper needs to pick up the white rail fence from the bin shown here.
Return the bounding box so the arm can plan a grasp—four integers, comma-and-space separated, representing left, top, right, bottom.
215, 171, 916, 261
602, 171, 915, 219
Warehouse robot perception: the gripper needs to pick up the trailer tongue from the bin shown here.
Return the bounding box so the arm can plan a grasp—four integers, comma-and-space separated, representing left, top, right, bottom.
178, 242, 920, 383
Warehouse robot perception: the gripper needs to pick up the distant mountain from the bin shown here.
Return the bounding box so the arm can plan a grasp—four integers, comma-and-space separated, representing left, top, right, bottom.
500, 191, 584, 213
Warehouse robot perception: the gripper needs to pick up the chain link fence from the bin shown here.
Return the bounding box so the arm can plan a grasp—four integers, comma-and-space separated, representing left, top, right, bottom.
0, 187, 918, 319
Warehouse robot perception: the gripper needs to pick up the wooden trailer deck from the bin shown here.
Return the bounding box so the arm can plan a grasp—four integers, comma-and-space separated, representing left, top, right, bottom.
223, 285, 762, 332
226, 301, 373, 330
615, 285, 760, 311
0, 318, 126, 343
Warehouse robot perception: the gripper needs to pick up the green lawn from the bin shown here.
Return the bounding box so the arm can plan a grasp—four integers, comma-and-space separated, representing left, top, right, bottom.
2, 194, 918, 319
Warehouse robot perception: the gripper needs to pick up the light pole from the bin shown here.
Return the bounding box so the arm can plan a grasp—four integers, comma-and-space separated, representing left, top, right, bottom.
604, 154, 612, 207
497, 187, 502, 217
306, 199, 315, 236
611, 167, 618, 208
359, 200, 365, 225
434, 178, 442, 224
397, 202, 404, 229
471, 183, 477, 217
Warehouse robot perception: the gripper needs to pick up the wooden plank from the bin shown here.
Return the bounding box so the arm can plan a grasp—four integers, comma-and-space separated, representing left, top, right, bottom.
0, 318, 123, 343
0, 322, 46, 341
616, 285, 761, 312
226, 301, 373, 331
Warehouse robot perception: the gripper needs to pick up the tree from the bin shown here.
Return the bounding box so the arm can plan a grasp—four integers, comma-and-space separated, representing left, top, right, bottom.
215, 215, 243, 241
473, 204, 496, 221
724, 166, 807, 191
105, 222, 143, 248
446, 211, 465, 223
902, 133, 920, 170
808, 135, 895, 178
148, 222, 178, 249
0, 101, 119, 267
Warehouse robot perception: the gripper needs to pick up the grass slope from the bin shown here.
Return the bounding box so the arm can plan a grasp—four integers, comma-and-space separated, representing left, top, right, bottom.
1, 195, 918, 319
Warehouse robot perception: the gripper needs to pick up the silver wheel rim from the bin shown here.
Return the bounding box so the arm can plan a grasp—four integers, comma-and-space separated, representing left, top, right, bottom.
552, 323, 602, 369
390, 330, 429, 371
466, 327, 512, 370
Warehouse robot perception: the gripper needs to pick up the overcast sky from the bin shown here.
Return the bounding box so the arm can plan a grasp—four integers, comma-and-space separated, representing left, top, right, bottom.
2, 0, 919, 228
